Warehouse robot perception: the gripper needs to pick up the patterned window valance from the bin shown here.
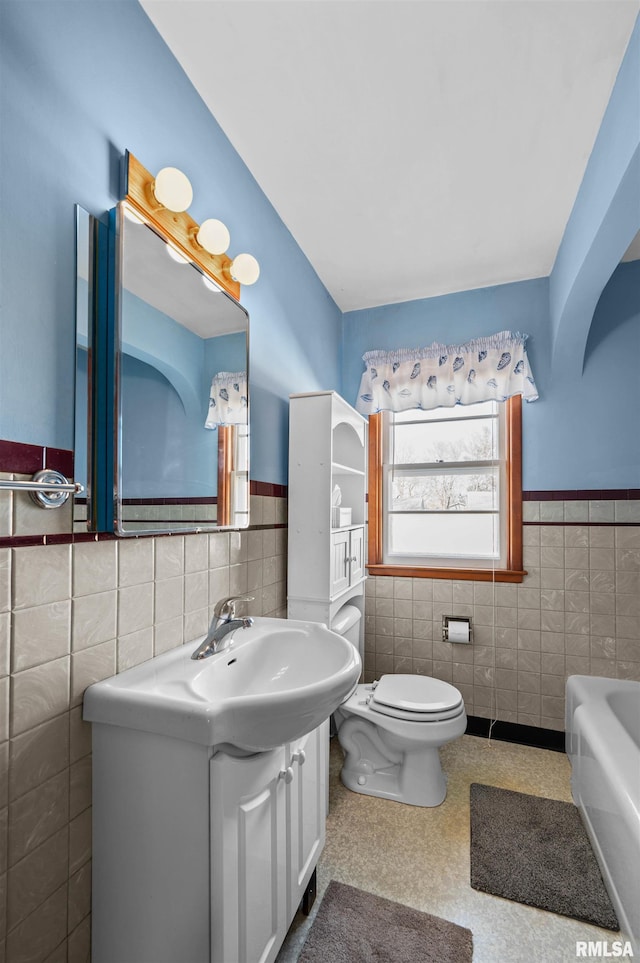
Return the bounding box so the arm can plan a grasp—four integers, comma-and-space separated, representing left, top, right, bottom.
204, 371, 247, 428
355, 330, 538, 415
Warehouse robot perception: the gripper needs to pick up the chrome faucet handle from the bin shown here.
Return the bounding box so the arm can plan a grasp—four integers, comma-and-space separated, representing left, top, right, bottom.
213, 595, 255, 622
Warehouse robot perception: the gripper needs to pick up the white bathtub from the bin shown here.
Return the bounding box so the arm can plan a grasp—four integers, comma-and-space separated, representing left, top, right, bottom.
566, 675, 640, 953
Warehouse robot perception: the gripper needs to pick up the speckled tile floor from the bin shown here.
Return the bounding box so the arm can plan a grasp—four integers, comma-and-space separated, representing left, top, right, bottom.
276, 734, 623, 963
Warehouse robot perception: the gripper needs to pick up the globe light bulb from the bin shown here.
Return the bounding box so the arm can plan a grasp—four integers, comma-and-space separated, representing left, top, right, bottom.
230, 253, 260, 286
197, 218, 231, 255
166, 243, 190, 265
202, 275, 221, 292
153, 167, 193, 212
123, 203, 145, 225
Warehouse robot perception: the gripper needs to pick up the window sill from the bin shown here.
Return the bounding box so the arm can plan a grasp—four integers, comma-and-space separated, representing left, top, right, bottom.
366, 563, 527, 583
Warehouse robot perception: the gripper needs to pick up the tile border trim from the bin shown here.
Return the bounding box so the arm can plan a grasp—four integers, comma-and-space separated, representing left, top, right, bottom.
465, 715, 565, 752
523, 489, 640, 500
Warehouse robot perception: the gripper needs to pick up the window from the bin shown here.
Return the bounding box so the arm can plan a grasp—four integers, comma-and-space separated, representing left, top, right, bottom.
367, 395, 524, 582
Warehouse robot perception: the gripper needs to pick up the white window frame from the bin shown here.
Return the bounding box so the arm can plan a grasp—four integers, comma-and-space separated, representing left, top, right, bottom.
381, 403, 508, 570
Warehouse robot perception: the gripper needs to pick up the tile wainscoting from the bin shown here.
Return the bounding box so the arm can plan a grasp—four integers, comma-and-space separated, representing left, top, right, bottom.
363, 492, 640, 732
0, 492, 287, 963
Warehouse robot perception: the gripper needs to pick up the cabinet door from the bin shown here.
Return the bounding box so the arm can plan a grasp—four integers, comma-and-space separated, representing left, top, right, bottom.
210, 748, 288, 963
349, 527, 365, 584
330, 530, 350, 596
286, 722, 329, 918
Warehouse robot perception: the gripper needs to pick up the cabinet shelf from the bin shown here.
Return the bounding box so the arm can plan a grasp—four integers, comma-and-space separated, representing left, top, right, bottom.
331, 461, 365, 477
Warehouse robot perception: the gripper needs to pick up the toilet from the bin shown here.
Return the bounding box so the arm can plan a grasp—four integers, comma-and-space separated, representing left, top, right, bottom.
330, 601, 466, 807
334, 673, 467, 807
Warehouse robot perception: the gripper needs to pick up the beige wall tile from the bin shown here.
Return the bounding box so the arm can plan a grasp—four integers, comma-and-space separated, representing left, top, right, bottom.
117, 627, 153, 673
72, 539, 116, 597
155, 536, 184, 580
154, 576, 184, 624
13, 489, 72, 537
0, 803, 6, 874
67, 914, 91, 963
5, 882, 67, 963
69, 756, 91, 821
154, 616, 184, 655
118, 538, 154, 586
69, 706, 92, 765
229, 530, 248, 565
0, 743, 7, 810
9, 715, 69, 802
209, 532, 230, 568
183, 608, 208, 644
262, 528, 276, 558
67, 859, 91, 933
8, 770, 69, 867
0, 548, 10, 614
185, 532, 209, 573
246, 529, 263, 561
12, 545, 71, 610
12, 600, 71, 671
229, 562, 249, 595
72, 590, 116, 651
117, 583, 153, 637
70, 640, 116, 708
0, 612, 9, 678
7, 826, 68, 930
0, 482, 12, 537
564, 526, 589, 547
208, 567, 230, 609
0, 676, 7, 745
10, 658, 70, 736
68, 806, 91, 877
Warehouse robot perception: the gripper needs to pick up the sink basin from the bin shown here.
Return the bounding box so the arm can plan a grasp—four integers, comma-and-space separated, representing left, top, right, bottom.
83, 617, 361, 751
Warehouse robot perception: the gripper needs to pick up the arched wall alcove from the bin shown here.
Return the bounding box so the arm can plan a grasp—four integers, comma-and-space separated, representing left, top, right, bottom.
549, 15, 639, 378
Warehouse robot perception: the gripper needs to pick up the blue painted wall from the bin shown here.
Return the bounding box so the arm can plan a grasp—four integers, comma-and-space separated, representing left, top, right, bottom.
549, 14, 640, 377
1, 1, 638, 494
0, 0, 342, 485
343, 263, 639, 490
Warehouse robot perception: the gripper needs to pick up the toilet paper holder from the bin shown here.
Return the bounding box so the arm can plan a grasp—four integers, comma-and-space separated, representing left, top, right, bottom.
442, 615, 472, 644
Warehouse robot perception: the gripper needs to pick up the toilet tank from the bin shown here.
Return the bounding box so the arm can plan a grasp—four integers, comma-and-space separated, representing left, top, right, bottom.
331, 604, 362, 653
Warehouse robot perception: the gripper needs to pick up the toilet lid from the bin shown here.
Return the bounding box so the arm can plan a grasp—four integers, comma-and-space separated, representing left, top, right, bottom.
368, 674, 464, 722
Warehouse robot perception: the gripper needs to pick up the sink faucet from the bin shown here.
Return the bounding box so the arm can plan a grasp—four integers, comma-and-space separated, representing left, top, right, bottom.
191, 595, 254, 661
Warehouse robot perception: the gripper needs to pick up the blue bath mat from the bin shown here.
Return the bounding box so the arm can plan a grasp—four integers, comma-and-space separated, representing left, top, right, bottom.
470, 783, 619, 930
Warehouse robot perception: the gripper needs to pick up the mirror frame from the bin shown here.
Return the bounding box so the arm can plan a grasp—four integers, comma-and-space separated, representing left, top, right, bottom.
78, 154, 251, 536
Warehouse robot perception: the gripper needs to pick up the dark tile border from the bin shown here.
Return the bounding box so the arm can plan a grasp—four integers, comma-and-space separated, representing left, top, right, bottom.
0, 440, 45, 474
251, 480, 287, 498
465, 714, 565, 752
523, 489, 640, 500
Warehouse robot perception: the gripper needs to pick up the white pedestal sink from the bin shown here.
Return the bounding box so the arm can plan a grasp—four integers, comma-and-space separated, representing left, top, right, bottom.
84, 617, 361, 963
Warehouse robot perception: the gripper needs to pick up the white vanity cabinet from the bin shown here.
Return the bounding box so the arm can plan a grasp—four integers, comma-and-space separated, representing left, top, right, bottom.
91, 719, 329, 963
210, 723, 328, 963
288, 391, 367, 654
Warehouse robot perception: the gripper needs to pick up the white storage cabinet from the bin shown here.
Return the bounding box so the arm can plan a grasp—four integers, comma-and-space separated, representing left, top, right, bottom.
288, 391, 367, 653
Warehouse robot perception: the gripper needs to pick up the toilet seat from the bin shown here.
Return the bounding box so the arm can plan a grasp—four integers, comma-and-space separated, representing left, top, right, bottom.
367, 674, 464, 722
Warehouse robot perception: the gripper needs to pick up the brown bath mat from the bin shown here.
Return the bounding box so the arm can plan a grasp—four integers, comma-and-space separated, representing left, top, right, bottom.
470, 783, 619, 930
298, 879, 473, 963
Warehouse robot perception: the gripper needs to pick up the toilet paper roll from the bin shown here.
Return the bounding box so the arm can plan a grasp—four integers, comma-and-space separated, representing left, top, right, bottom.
447, 619, 470, 643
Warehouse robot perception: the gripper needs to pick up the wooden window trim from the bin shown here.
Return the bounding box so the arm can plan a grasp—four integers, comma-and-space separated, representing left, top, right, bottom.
366, 395, 526, 583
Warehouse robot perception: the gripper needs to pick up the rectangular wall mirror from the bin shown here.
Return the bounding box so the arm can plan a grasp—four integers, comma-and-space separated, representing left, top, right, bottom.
75, 201, 250, 535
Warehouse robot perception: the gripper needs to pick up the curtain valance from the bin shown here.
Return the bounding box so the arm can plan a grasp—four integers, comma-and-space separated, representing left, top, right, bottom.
204, 371, 247, 428
355, 330, 538, 415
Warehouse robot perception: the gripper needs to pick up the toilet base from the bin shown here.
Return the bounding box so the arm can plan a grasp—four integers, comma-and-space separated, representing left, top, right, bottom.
338, 728, 448, 807
340, 745, 446, 807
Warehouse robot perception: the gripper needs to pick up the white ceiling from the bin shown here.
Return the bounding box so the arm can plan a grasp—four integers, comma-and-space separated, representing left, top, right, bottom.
141, 0, 639, 312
